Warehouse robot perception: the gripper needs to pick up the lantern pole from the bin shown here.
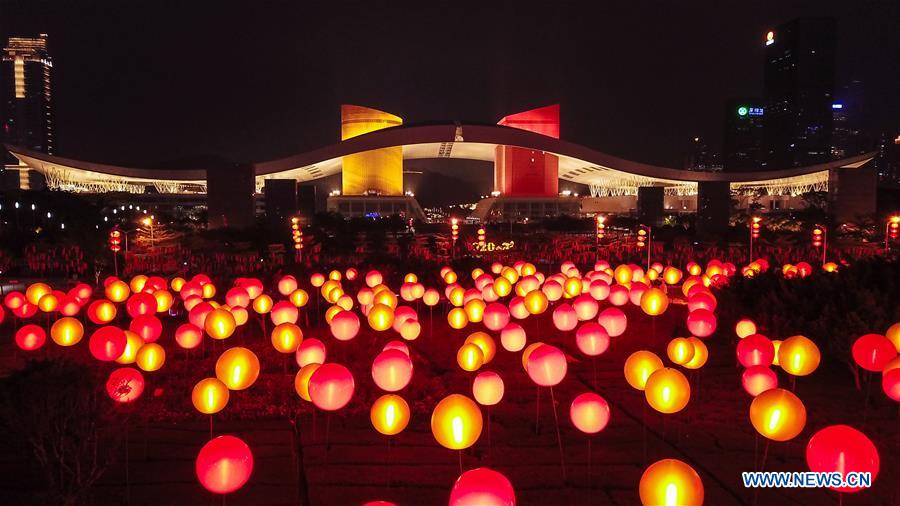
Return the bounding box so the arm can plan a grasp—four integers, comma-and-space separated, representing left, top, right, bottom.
886, 215, 900, 251
819, 224, 827, 267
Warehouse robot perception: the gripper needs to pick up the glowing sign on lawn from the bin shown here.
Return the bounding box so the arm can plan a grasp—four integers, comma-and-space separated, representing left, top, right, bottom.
472, 241, 515, 252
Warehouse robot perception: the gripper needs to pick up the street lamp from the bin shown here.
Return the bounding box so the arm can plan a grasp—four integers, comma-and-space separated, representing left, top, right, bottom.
636, 224, 651, 271
749, 216, 762, 261
886, 215, 900, 251
142, 216, 155, 249
812, 224, 827, 267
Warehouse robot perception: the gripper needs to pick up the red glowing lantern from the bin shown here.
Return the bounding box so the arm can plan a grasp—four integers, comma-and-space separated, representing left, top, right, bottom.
126, 292, 157, 318
598, 307, 627, 337
331, 310, 361, 341
552, 303, 578, 331
572, 294, 599, 321
175, 323, 204, 349
569, 392, 610, 434
371, 349, 413, 392
308, 363, 355, 411
741, 366, 779, 396
526, 344, 567, 387
449, 467, 516, 506
195, 435, 254, 494
500, 323, 526, 352
472, 371, 505, 406
851, 334, 897, 372
575, 322, 610, 357
88, 299, 117, 324
806, 425, 880, 493
736, 334, 775, 367
225, 287, 250, 308
130, 314, 163, 343
89, 326, 128, 361
270, 300, 299, 325
295, 338, 327, 367
16, 324, 47, 351
483, 303, 510, 331
105, 367, 145, 403
686, 308, 717, 338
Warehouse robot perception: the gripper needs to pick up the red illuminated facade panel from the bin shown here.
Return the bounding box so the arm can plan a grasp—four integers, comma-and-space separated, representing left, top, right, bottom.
495, 105, 560, 197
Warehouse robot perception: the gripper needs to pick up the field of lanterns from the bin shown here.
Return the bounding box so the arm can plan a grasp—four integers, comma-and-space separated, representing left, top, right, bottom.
0, 258, 897, 505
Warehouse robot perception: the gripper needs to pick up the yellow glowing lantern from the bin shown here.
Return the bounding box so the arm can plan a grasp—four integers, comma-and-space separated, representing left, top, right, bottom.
645, 368, 691, 414
500, 266, 519, 284
735, 319, 757, 339
290, 289, 309, 308
153, 290, 174, 312
205, 308, 236, 340
682, 337, 709, 370
129, 275, 148, 294
444, 271, 458, 284
639, 459, 704, 506
370, 394, 411, 436
50, 317, 84, 346
115, 330, 143, 364
448, 307, 469, 330
373, 288, 398, 309
493, 277, 512, 298
777, 335, 820, 376
563, 277, 582, 298
624, 351, 664, 390
448, 286, 466, 307
457, 343, 485, 372
639, 288, 669, 316
105, 280, 131, 302
135, 343, 166, 372
464, 299, 486, 323
431, 394, 483, 450
524, 290, 549, 315
37, 293, 58, 313
215, 347, 261, 390
423, 288, 440, 306
472, 371, 504, 406
521, 342, 545, 371
192, 377, 230, 415
25, 282, 51, 306
252, 294, 273, 314
310, 272, 326, 288
294, 363, 321, 401
749, 388, 806, 441
666, 337, 696, 366
662, 266, 683, 285
368, 303, 395, 331
171, 277, 186, 292
614, 265, 632, 285
465, 332, 497, 364
271, 323, 303, 353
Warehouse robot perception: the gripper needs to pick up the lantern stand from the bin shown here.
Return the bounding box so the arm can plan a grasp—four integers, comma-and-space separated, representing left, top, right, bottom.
753, 440, 771, 506
534, 387, 541, 435
549, 386, 567, 482
458, 450, 463, 476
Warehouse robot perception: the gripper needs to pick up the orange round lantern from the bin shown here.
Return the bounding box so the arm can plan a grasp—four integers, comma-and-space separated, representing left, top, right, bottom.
293, 363, 321, 401
666, 337, 695, 365
271, 323, 303, 353
270, 300, 299, 325
175, 323, 204, 349
252, 294, 273, 314
368, 304, 395, 331
472, 371, 505, 406
526, 344, 567, 387
50, 317, 84, 347
644, 367, 691, 414
500, 323, 526, 352
624, 351, 664, 390
296, 338, 326, 367
777, 335, 820, 376
215, 347, 260, 390
570, 392, 610, 434
135, 342, 166, 371
523, 290, 548, 315
370, 394, 410, 436
639, 459, 704, 506
205, 308, 237, 340
88, 299, 117, 324
465, 332, 497, 364
735, 318, 757, 339
192, 377, 230, 414
457, 343, 485, 372
289, 289, 309, 308
749, 388, 807, 441
448, 307, 469, 330
431, 394, 483, 450
682, 337, 709, 370
115, 330, 143, 364
25, 282, 51, 306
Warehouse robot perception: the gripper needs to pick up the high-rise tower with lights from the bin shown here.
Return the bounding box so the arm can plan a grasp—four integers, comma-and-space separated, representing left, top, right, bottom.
2, 34, 54, 173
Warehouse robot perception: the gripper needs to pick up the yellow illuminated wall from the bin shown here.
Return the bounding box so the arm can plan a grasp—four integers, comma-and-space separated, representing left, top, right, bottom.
341, 105, 403, 196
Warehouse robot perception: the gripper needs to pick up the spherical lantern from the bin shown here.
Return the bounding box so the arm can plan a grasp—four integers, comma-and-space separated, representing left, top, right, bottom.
607, 284, 629, 306
423, 288, 440, 307
687, 291, 717, 313
777, 335, 821, 376
886, 322, 900, 352
526, 344, 567, 387
36, 293, 58, 313
449, 467, 515, 506
126, 292, 157, 318
624, 351, 664, 390
252, 294, 273, 315
88, 299, 117, 324
368, 304, 395, 332
225, 287, 250, 308
882, 368, 900, 401
153, 290, 174, 312
472, 371, 505, 406
192, 377, 230, 415
644, 368, 691, 414
89, 326, 127, 361
448, 307, 469, 330
189, 301, 215, 328
270, 300, 299, 326
686, 309, 717, 338
277, 275, 298, 297
500, 323, 526, 352
215, 347, 261, 390
552, 304, 578, 332
106, 367, 145, 403
640, 288, 669, 316
203, 308, 236, 340
308, 363, 355, 411
16, 324, 47, 351
465, 332, 497, 364
851, 334, 896, 372
135, 343, 166, 372
129, 275, 148, 294
572, 294, 599, 321
49, 317, 83, 347
464, 299, 486, 323
294, 364, 321, 401
103, 280, 130, 303
666, 337, 695, 366
431, 394, 483, 450
576, 323, 610, 357
639, 459, 704, 506
483, 303, 511, 332
742, 366, 779, 396
735, 319, 757, 339
597, 307, 627, 337
195, 435, 254, 494
115, 331, 143, 365
372, 349, 414, 392
523, 290, 548, 315
129, 315, 163, 343
569, 392, 610, 434
290, 289, 309, 308
365, 270, 383, 288
683, 338, 709, 370
805, 425, 880, 493
271, 323, 303, 353
296, 338, 326, 367
736, 334, 776, 367
25, 282, 51, 306
457, 343, 485, 372
508, 297, 529, 320
175, 323, 203, 349
588, 279, 610, 301
370, 394, 411, 436
749, 388, 806, 441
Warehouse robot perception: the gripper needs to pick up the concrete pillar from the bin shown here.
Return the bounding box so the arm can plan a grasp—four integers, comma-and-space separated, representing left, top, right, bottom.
696, 181, 731, 238
207, 162, 255, 229
827, 160, 877, 223
637, 186, 665, 226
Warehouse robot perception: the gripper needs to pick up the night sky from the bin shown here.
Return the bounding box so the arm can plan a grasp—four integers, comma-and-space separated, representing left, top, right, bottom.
2, 0, 898, 169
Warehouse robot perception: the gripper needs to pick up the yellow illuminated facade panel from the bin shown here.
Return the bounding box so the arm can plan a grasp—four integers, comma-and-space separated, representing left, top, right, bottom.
340, 105, 403, 196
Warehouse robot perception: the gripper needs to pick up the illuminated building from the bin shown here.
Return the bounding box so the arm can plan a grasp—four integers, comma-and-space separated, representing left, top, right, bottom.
724, 99, 765, 171
494, 104, 559, 196
340, 104, 403, 196
763, 18, 837, 168
2, 34, 53, 189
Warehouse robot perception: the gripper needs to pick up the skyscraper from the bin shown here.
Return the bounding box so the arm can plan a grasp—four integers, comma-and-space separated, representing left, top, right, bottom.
723, 99, 766, 171
762, 18, 836, 168
2, 34, 53, 165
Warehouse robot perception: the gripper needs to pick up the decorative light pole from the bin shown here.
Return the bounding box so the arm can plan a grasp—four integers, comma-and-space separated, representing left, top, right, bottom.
812, 224, 827, 267
595, 215, 606, 251
477, 227, 486, 248
291, 216, 303, 262
108, 229, 122, 276
886, 215, 900, 251
141, 216, 155, 249
749, 216, 762, 261
450, 218, 459, 258
636, 225, 651, 272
